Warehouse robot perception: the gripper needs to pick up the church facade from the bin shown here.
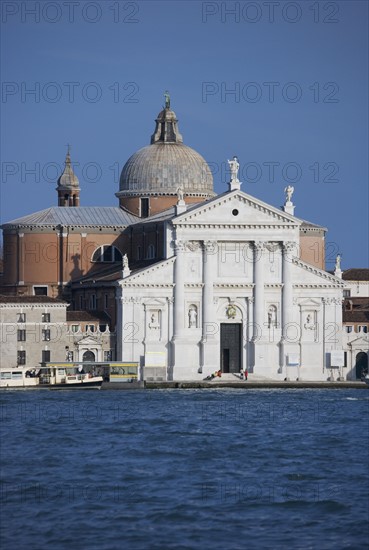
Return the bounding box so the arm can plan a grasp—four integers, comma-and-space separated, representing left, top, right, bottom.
1, 99, 347, 380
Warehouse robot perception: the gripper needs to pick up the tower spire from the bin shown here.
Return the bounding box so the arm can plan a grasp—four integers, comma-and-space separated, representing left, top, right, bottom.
56, 147, 80, 207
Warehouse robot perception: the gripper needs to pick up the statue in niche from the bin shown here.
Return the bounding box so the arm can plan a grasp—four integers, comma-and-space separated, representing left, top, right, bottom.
188, 306, 198, 328
304, 314, 316, 330
149, 312, 160, 329
268, 306, 277, 328
123, 254, 129, 269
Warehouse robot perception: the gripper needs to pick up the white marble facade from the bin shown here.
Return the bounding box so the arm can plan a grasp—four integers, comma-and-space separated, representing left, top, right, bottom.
116, 190, 344, 381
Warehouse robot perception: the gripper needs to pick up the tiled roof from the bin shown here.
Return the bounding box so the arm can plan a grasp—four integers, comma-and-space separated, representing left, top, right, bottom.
2, 207, 140, 228
343, 269, 369, 281
343, 297, 369, 323
67, 310, 110, 322
0, 295, 67, 304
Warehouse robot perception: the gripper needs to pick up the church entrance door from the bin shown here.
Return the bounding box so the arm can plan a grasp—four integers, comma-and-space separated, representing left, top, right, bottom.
220, 324, 242, 373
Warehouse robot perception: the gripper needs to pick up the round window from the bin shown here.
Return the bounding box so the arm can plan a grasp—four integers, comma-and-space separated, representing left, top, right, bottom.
232, 209, 239, 216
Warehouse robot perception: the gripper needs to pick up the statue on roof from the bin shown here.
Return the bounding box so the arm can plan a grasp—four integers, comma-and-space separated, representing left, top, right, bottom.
284, 185, 294, 203
164, 90, 170, 109
228, 156, 240, 183
177, 187, 184, 202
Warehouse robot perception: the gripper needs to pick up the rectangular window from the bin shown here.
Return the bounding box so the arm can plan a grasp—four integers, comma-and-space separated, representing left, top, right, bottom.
99, 324, 107, 333
17, 350, 26, 365
17, 329, 26, 342
42, 350, 50, 362
343, 290, 351, 298
104, 350, 112, 361
345, 326, 353, 333
137, 246, 142, 260
42, 329, 51, 341
102, 246, 113, 262
79, 296, 83, 309
90, 295, 97, 310
104, 294, 108, 308
17, 313, 26, 323
71, 324, 79, 333
42, 313, 50, 323
34, 286, 48, 296
85, 324, 95, 332
140, 197, 149, 218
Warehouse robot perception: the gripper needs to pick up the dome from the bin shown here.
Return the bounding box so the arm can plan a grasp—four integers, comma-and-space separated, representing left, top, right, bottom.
117, 101, 214, 198
119, 142, 214, 197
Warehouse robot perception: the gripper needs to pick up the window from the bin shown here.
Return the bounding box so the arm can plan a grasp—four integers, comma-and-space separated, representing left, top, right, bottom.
42, 329, 51, 341
99, 324, 107, 332
146, 244, 155, 260
104, 350, 112, 361
42, 313, 50, 323
34, 286, 47, 296
42, 350, 50, 362
358, 326, 368, 333
140, 197, 149, 218
104, 294, 108, 308
343, 289, 351, 298
17, 329, 26, 342
345, 326, 353, 333
85, 324, 95, 332
137, 246, 142, 260
90, 295, 97, 310
71, 324, 80, 333
17, 313, 26, 323
17, 350, 26, 365
92, 245, 122, 263
79, 296, 84, 309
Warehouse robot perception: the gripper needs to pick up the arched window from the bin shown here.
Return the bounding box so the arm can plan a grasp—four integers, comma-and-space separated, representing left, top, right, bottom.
92, 245, 123, 263
146, 244, 156, 260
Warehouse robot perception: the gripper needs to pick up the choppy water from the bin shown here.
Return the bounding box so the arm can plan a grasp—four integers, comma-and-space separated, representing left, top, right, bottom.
1, 388, 368, 550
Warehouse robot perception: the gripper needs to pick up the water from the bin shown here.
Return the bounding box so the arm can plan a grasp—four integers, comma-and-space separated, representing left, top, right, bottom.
1, 389, 368, 550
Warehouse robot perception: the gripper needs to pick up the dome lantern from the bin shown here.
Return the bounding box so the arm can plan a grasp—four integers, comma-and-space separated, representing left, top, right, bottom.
116, 97, 214, 217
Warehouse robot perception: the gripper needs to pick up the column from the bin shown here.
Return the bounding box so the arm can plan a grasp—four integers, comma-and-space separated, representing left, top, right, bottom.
282, 241, 294, 339
202, 240, 216, 339
173, 240, 185, 339
17, 232, 24, 285
253, 242, 264, 340
201, 240, 218, 374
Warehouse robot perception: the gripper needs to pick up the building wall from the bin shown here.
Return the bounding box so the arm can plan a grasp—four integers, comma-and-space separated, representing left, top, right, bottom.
299, 232, 325, 270
119, 195, 206, 217
0, 303, 68, 369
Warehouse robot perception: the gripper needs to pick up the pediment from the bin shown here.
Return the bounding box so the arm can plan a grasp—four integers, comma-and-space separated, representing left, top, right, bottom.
298, 298, 322, 307
347, 335, 369, 347
120, 257, 175, 286
173, 190, 300, 226
77, 336, 99, 346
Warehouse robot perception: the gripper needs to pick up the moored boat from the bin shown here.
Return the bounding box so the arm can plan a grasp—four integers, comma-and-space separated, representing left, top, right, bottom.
0, 365, 103, 389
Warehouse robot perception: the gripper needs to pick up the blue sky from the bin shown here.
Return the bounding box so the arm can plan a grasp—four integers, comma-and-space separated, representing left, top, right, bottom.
1, 0, 368, 269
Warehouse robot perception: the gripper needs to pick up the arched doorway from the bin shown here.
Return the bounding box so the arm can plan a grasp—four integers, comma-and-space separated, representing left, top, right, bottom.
355, 352, 368, 379
83, 350, 96, 362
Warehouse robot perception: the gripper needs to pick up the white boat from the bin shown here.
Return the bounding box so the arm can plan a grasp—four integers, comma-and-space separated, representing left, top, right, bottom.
0, 365, 103, 389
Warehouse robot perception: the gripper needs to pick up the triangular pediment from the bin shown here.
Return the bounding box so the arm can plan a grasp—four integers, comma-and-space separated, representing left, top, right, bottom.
77, 336, 99, 346
347, 335, 369, 347
173, 190, 300, 226
120, 257, 175, 286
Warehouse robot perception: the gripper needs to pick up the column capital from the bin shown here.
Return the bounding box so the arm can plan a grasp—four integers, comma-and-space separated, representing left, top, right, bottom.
203, 240, 217, 254
174, 240, 186, 253
282, 241, 296, 255
254, 241, 265, 253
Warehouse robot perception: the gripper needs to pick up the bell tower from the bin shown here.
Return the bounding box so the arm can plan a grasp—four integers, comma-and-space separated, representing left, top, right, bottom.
56, 147, 80, 207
